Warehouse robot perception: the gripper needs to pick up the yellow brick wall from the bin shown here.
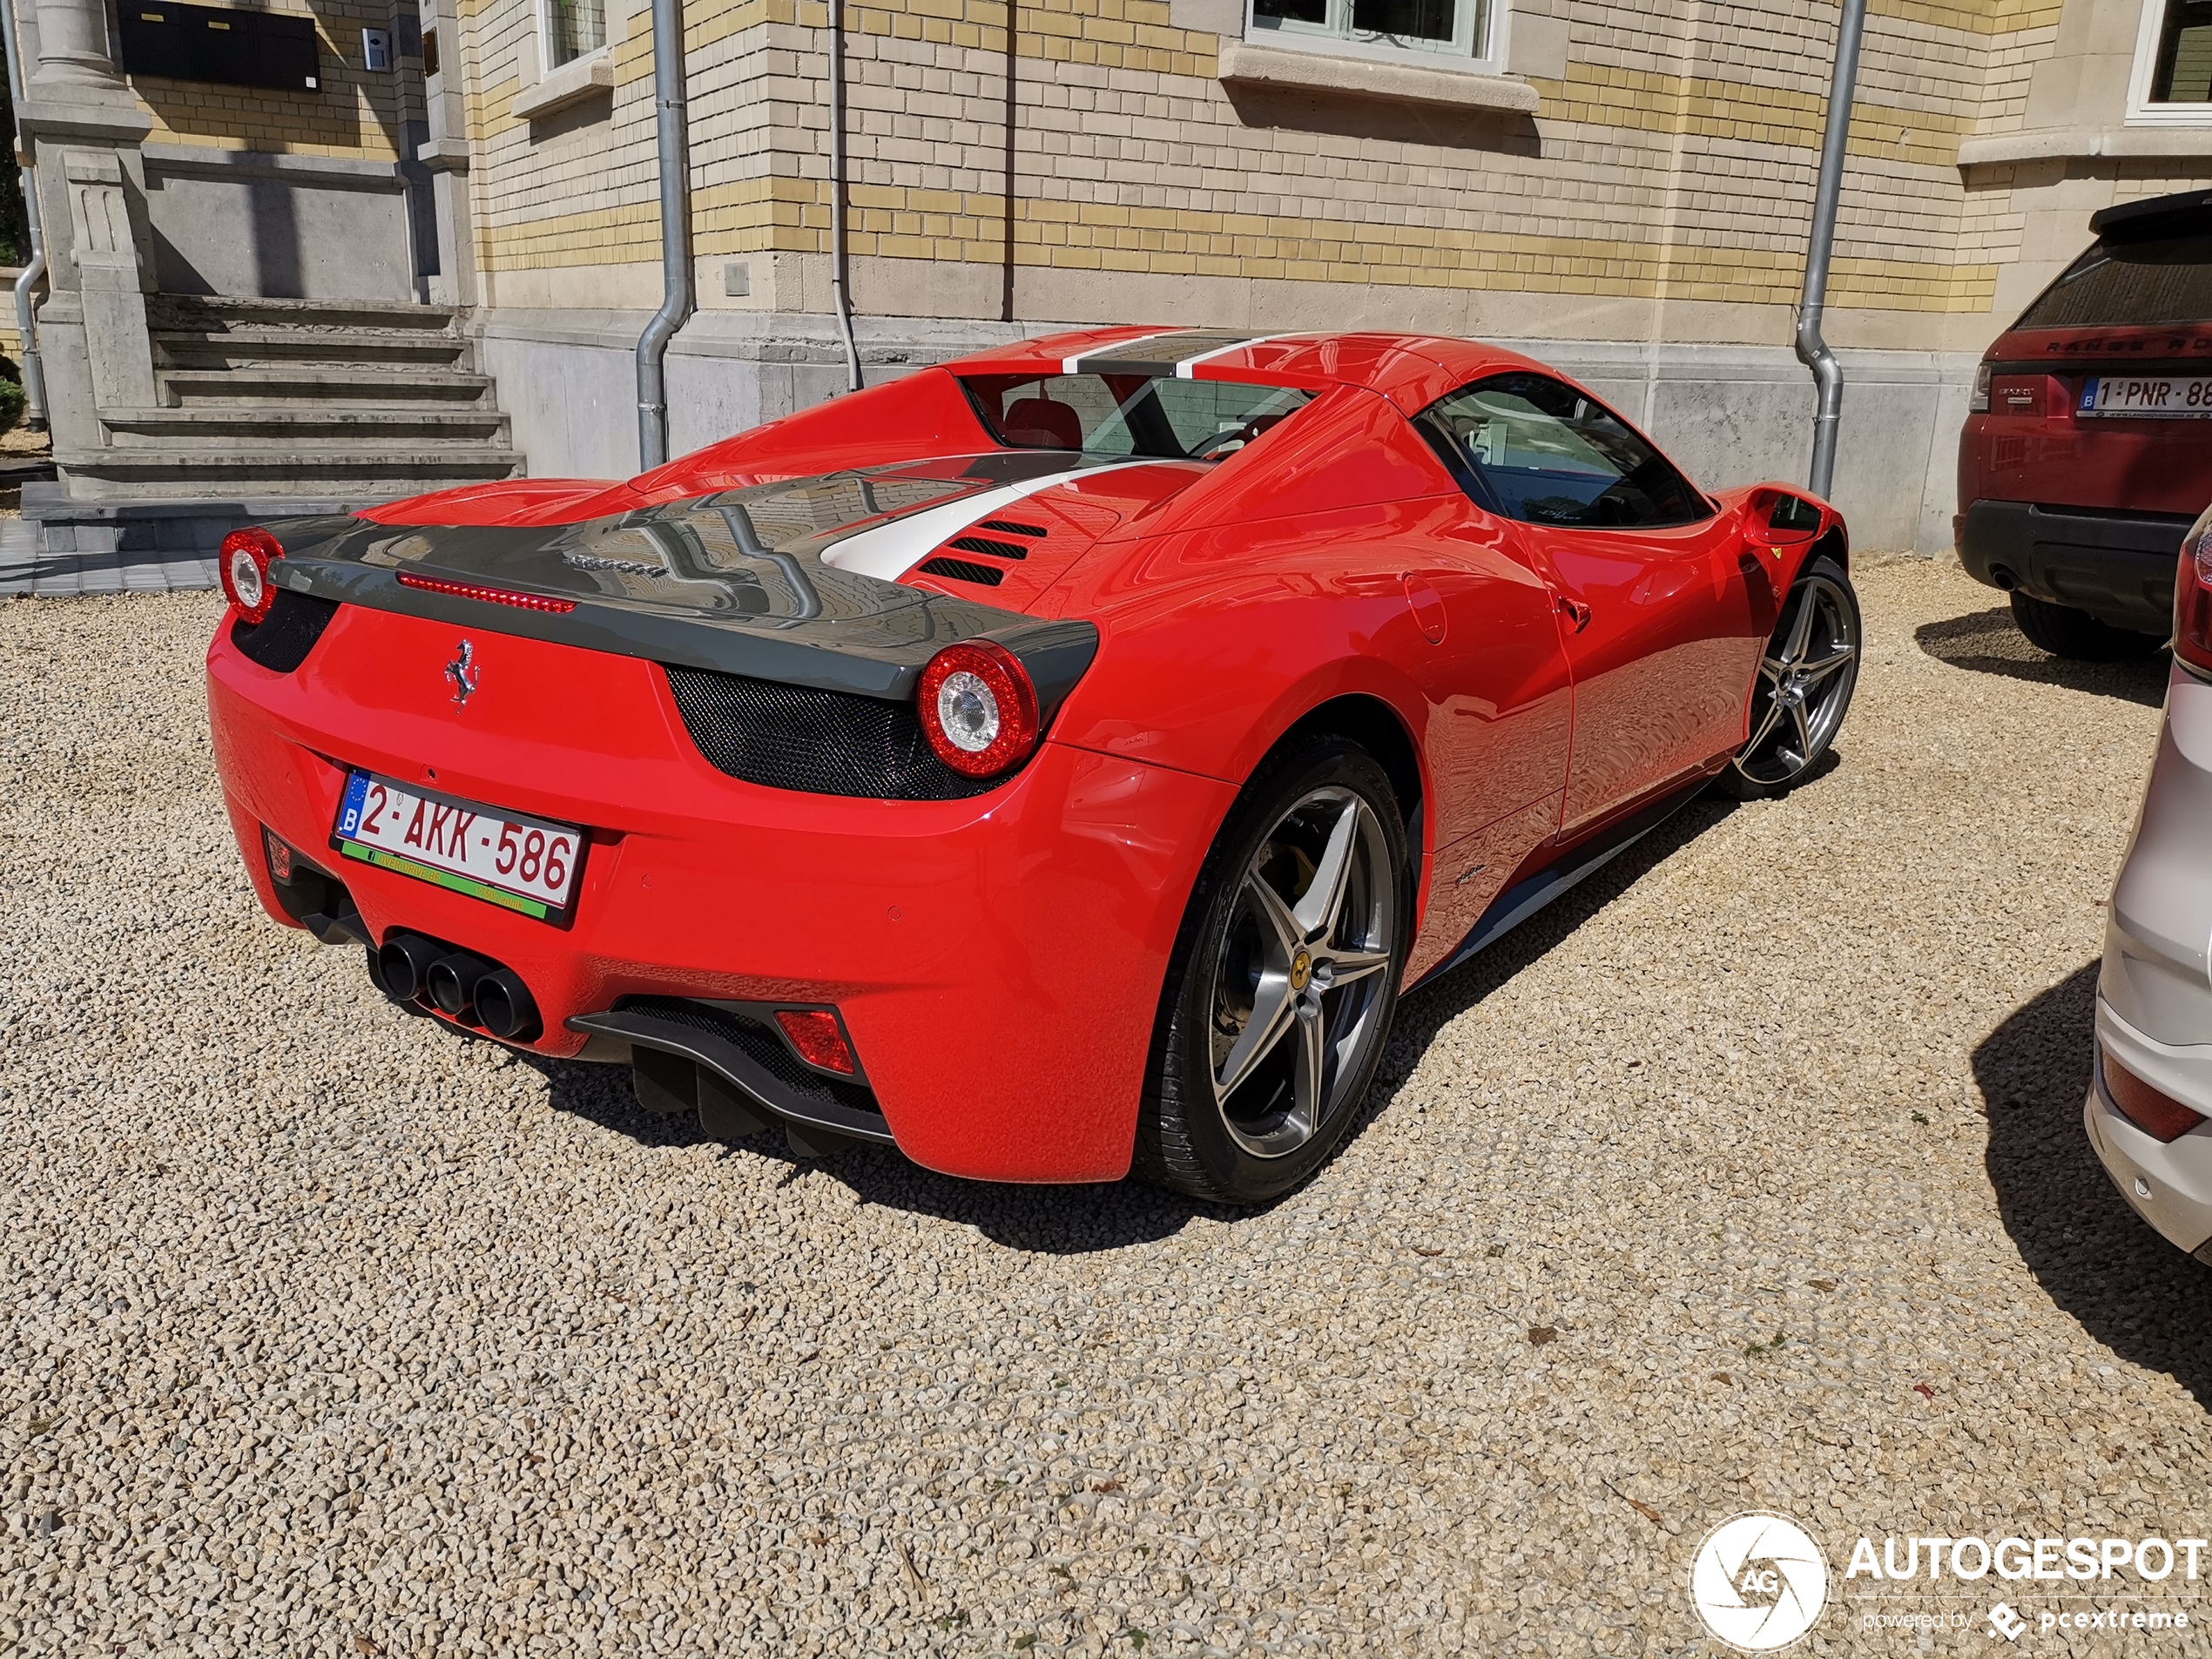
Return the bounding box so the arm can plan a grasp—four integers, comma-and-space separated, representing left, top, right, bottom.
445, 0, 2197, 336
125, 0, 408, 160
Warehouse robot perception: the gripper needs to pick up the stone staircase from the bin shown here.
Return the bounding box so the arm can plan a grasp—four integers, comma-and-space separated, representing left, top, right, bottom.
55, 293, 523, 501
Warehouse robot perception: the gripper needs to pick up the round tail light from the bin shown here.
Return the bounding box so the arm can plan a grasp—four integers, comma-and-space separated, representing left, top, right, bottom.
917, 640, 1040, 779
219, 527, 282, 625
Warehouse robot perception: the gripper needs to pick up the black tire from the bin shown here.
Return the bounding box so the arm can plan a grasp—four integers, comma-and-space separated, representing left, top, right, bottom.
2008, 591, 2164, 662
1136, 735, 1411, 1205
1716, 555, 1861, 801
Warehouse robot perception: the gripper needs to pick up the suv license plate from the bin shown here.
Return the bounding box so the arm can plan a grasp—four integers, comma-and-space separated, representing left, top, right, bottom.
2081, 375, 2212, 418
334, 772, 583, 921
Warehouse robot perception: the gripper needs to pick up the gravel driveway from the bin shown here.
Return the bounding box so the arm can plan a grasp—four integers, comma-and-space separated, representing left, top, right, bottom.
3, 559, 2203, 1656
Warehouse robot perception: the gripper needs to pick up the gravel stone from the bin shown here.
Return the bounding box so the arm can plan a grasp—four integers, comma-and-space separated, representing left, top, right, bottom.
0, 563, 2202, 1655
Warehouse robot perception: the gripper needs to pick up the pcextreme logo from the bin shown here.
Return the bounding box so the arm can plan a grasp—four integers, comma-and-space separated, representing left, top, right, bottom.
1689, 1512, 1831, 1652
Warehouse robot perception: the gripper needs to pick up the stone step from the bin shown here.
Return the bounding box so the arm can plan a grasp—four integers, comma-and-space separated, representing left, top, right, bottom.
54, 445, 523, 501
105, 407, 510, 446
152, 326, 470, 369
145, 293, 461, 334
157, 367, 496, 408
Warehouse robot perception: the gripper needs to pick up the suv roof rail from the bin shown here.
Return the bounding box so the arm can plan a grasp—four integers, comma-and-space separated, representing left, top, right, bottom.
2089, 187, 2212, 241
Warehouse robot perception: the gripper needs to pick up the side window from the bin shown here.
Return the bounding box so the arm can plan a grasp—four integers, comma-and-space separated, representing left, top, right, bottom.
1416, 373, 1711, 529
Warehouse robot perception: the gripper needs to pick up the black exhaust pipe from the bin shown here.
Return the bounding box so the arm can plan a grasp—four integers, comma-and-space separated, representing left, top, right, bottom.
425, 951, 496, 1018
374, 934, 446, 1002
473, 968, 541, 1042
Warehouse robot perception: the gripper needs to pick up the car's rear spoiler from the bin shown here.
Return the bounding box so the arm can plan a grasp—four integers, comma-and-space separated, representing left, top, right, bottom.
255, 507, 1099, 712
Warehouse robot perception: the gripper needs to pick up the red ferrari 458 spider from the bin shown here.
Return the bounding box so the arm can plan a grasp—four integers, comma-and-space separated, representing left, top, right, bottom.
207, 327, 1858, 1204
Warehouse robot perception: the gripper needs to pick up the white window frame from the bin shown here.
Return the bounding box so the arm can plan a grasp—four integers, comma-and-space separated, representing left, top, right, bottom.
537, 0, 609, 75
2127, 0, 2212, 126
1245, 0, 1505, 72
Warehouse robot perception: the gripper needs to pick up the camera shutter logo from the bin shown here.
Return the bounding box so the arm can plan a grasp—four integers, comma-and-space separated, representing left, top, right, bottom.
1689, 1512, 1830, 1651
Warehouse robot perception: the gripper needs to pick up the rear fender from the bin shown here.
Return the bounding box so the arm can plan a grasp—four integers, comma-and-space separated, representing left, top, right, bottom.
1053, 577, 1438, 833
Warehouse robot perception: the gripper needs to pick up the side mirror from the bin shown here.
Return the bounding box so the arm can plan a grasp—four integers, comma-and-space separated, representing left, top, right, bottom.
1747, 486, 1823, 547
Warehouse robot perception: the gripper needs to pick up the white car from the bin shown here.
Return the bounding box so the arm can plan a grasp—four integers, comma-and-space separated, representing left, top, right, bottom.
2087, 502, 2212, 1258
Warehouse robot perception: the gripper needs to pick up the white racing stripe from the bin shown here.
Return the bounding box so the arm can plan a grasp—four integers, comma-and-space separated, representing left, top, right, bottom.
819, 460, 1154, 583
1173, 332, 1309, 377
1059, 331, 1187, 374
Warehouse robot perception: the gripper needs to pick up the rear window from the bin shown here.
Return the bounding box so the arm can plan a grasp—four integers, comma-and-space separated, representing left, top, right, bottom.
2015, 232, 2212, 330
961, 373, 1312, 461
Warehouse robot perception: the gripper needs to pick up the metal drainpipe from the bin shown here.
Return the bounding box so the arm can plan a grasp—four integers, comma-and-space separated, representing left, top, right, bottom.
828, 0, 862, 393
0, 0, 48, 432
635, 0, 695, 471
1795, 0, 1866, 500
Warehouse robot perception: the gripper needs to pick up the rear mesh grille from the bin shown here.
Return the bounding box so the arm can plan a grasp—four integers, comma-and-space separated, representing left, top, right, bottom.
662, 664, 998, 799
946, 535, 1029, 561
617, 996, 883, 1116
977, 519, 1048, 538
916, 557, 1005, 587
231, 590, 339, 673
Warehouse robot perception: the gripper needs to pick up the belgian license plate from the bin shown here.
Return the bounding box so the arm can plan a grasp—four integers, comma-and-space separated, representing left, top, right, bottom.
2080, 375, 2212, 417
334, 772, 583, 921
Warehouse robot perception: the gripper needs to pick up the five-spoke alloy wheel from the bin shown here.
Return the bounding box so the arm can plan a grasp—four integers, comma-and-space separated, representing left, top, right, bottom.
1140, 737, 1410, 1204
1719, 555, 1861, 799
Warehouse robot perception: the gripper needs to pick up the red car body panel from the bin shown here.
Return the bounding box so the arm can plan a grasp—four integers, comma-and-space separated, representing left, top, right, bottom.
207, 327, 1842, 1182
211, 606, 1234, 1182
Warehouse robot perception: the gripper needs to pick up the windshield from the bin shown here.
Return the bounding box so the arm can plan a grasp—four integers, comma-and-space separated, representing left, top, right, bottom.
2015, 232, 2212, 330
961, 372, 1313, 461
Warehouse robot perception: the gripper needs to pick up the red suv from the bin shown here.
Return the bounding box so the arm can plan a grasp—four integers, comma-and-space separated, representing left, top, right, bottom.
1959, 187, 2212, 658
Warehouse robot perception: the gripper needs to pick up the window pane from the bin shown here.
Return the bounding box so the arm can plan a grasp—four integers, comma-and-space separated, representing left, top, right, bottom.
1351, 0, 1456, 43
2153, 0, 2212, 102
2015, 233, 2212, 328
961, 374, 1314, 460
546, 0, 604, 68
1253, 0, 1329, 25
1419, 374, 1710, 529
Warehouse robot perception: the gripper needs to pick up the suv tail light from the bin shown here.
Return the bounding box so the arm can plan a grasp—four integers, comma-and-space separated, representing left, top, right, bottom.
2100, 1048, 2205, 1143
917, 640, 1041, 779
1969, 362, 1991, 414
2170, 503, 2212, 671
219, 527, 281, 625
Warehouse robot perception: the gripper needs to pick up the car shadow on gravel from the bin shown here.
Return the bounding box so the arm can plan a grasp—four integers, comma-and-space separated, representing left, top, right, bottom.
523, 785, 1756, 1256
1915, 607, 2168, 707
1384, 789, 1744, 1070
531, 1052, 1211, 1253
1975, 962, 2212, 1404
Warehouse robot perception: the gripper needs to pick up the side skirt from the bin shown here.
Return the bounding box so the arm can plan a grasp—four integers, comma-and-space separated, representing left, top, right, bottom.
1407, 777, 1712, 994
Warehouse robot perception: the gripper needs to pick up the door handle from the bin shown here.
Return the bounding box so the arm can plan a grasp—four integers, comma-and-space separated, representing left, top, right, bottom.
1556, 595, 1592, 632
